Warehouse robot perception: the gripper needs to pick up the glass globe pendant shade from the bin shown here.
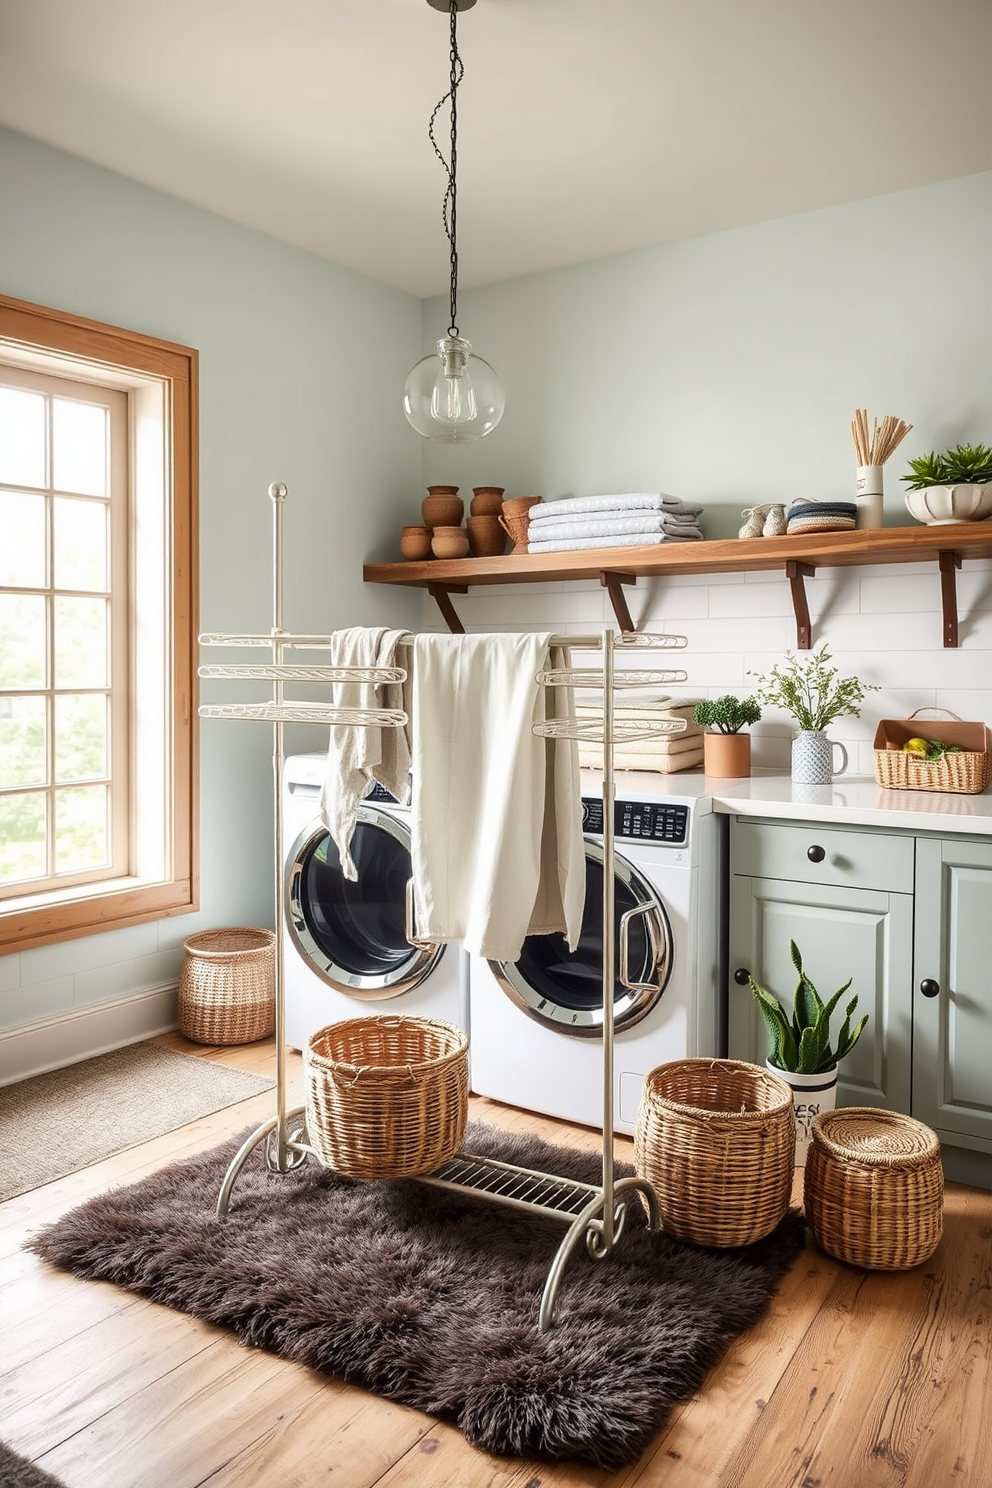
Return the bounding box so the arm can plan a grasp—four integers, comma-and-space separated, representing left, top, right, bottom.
403, 335, 505, 444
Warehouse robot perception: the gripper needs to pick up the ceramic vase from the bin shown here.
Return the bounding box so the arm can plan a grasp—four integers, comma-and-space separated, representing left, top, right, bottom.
702, 732, 751, 778
399, 525, 433, 561
470, 486, 505, 516
767, 1060, 838, 1167
791, 730, 848, 785
430, 524, 469, 559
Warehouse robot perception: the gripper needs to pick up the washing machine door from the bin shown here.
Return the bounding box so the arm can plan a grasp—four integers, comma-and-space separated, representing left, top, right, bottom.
286, 803, 444, 997
489, 840, 673, 1038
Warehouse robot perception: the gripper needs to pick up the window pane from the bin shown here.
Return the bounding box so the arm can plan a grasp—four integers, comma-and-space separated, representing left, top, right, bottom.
0, 791, 47, 883
54, 496, 108, 592
0, 695, 47, 787
52, 398, 108, 497
55, 693, 107, 782
0, 491, 47, 588
54, 596, 107, 688
0, 594, 47, 688
0, 386, 46, 488
55, 784, 108, 872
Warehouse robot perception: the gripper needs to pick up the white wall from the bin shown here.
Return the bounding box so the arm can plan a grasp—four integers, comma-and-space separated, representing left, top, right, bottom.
0, 126, 424, 1060
416, 171, 992, 772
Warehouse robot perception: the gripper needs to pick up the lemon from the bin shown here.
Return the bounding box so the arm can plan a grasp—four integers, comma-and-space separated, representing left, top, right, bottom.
903, 737, 929, 755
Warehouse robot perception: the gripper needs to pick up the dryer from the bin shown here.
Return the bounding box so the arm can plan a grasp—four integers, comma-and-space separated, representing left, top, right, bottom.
282, 753, 468, 1051
468, 779, 724, 1134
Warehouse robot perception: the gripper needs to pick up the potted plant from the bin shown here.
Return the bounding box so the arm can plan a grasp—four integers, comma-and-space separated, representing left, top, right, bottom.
693, 695, 761, 778
746, 940, 869, 1164
900, 442, 992, 525
749, 644, 877, 784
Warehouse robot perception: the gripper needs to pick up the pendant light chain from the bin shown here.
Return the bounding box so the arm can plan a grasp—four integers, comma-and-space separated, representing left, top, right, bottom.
428, 0, 464, 338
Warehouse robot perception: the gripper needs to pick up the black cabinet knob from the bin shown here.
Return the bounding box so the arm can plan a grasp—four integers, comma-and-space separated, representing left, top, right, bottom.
733, 967, 751, 985
807, 844, 826, 863
920, 978, 940, 999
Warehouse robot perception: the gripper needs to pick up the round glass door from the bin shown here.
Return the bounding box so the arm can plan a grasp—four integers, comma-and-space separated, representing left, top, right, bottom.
490, 841, 672, 1037
286, 804, 444, 997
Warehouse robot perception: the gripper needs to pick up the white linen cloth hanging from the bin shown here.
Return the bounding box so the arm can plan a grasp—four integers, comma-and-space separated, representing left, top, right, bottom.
411, 632, 585, 962
319, 627, 412, 880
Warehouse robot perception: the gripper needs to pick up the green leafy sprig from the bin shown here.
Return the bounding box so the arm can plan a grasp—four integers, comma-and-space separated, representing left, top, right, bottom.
748, 941, 869, 1074
749, 645, 877, 733
901, 443, 992, 491
692, 695, 762, 735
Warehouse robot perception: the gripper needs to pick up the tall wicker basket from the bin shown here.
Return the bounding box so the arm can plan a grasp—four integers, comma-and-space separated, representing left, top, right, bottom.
634, 1058, 796, 1247
178, 928, 276, 1045
305, 1015, 469, 1179
803, 1107, 944, 1269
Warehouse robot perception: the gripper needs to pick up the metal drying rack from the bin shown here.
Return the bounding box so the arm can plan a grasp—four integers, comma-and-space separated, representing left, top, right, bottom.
200, 483, 692, 1330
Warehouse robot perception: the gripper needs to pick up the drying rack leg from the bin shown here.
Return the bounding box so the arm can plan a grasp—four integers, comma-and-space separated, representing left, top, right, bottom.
215, 1105, 310, 1217
538, 1175, 662, 1331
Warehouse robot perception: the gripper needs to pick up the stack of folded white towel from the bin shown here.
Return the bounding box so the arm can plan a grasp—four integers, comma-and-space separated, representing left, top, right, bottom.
575, 697, 706, 775
527, 493, 705, 553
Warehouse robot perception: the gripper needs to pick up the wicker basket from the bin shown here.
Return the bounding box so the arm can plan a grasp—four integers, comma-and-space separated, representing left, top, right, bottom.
633, 1058, 796, 1247
178, 927, 275, 1045
872, 709, 992, 794
803, 1107, 944, 1270
305, 1015, 469, 1179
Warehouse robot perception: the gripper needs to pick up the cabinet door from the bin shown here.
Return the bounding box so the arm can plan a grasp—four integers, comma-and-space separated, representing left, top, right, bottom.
913, 837, 992, 1152
728, 876, 914, 1112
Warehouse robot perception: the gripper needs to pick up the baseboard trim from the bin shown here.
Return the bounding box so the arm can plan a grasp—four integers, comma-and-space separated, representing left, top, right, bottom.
0, 982, 179, 1085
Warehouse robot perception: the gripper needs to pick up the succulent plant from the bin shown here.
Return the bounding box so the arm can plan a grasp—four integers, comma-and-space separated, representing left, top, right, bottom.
748, 941, 869, 1075
901, 442, 992, 491
692, 695, 762, 734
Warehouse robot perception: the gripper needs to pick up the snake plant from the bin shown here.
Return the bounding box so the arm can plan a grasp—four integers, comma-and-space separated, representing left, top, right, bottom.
748, 940, 869, 1074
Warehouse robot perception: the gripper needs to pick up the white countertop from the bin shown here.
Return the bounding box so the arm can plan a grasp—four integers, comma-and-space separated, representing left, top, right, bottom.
580, 768, 992, 836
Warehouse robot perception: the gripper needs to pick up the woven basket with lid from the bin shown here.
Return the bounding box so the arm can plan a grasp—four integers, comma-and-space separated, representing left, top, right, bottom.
634, 1058, 795, 1247
178, 927, 276, 1045
803, 1106, 944, 1269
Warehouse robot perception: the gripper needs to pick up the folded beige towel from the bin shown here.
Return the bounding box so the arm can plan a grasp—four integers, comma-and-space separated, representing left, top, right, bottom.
576, 698, 705, 771
577, 745, 705, 775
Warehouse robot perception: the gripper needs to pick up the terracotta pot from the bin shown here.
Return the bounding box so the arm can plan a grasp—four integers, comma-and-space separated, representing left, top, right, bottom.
466, 515, 507, 557
422, 494, 464, 529
426, 484, 459, 496
430, 524, 469, 559
703, 731, 752, 778
470, 486, 505, 516
399, 525, 433, 561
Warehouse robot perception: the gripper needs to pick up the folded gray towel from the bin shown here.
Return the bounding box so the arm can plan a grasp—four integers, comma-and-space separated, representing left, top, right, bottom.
528, 493, 704, 523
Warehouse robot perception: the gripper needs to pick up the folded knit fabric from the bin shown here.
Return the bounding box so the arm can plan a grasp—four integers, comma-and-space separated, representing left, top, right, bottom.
787, 514, 857, 534
577, 743, 705, 774
529, 530, 702, 553
527, 513, 699, 543
528, 493, 704, 522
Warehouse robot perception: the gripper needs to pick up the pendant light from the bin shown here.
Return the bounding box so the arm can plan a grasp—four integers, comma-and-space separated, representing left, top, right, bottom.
403, 0, 505, 443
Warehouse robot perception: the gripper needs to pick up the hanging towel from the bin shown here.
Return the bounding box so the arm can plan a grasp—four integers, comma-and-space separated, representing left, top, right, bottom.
528, 493, 703, 522
319, 627, 412, 880
410, 632, 584, 962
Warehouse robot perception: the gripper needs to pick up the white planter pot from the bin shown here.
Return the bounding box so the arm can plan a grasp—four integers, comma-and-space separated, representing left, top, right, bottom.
766, 1061, 838, 1167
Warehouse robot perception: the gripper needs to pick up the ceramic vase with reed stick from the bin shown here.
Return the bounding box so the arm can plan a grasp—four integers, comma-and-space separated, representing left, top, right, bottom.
851, 409, 913, 532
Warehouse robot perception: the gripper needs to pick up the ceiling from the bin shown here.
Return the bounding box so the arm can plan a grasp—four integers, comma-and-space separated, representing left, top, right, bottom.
1, 0, 990, 299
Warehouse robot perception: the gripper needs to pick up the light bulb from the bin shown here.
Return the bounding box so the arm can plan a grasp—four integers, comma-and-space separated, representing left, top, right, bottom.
403, 335, 505, 444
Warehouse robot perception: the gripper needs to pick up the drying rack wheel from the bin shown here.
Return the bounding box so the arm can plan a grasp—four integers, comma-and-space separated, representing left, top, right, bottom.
633, 1057, 796, 1247
304, 1015, 469, 1180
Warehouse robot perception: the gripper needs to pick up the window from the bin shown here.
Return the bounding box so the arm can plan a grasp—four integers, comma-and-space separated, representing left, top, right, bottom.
0, 295, 198, 953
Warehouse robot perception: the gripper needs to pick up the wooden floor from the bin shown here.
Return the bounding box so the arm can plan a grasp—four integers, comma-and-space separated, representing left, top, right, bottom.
2, 1032, 989, 1488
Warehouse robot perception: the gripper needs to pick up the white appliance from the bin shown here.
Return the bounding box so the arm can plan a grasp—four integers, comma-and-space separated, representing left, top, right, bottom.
282, 753, 469, 1051
468, 782, 724, 1134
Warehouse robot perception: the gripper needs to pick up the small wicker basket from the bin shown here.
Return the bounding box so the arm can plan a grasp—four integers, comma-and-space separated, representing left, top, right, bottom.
803, 1107, 944, 1270
634, 1058, 796, 1247
872, 709, 992, 794
305, 1015, 469, 1180
178, 927, 276, 1045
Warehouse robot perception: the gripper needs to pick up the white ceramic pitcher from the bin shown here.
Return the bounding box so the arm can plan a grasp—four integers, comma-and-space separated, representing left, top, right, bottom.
791, 730, 848, 785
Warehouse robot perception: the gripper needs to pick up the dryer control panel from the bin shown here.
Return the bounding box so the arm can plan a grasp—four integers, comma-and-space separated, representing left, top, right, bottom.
582, 797, 689, 846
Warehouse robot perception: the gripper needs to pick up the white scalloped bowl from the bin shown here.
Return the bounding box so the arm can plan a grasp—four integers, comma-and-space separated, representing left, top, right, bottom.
904, 483, 992, 525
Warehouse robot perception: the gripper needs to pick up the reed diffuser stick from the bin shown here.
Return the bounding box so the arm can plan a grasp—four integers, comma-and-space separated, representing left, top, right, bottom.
851, 409, 913, 467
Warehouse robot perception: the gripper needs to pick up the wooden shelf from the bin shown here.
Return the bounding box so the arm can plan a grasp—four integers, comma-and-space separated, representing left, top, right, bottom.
363, 523, 992, 646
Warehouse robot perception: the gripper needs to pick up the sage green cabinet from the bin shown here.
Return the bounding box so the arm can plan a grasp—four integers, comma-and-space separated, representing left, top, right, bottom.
728, 819, 914, 1112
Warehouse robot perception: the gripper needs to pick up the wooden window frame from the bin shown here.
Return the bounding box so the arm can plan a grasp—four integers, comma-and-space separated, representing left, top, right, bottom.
0, 294, 199, 953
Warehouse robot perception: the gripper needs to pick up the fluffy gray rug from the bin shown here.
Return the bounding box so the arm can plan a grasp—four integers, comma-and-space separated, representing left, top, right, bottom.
0, 1442, 68, 1488
30, 1122, 805, 1469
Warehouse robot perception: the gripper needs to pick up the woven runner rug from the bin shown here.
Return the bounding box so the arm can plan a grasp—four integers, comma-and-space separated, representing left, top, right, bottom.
30, 1121, 805, 1468
0, 1044, 274, 1200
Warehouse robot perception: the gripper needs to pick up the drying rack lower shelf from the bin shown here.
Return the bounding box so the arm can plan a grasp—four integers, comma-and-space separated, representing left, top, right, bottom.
215, 1105, 662, 1331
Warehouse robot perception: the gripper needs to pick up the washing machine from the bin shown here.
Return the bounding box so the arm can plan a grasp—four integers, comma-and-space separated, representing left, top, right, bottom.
282, 753, 469, 1051
468, 776, 725, 1134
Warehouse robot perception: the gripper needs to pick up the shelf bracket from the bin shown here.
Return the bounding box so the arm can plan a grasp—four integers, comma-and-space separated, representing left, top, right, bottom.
786, 560, 815, 650
427, 583, 468, 635
599, 571, 637, 633
938, 551, 962, 648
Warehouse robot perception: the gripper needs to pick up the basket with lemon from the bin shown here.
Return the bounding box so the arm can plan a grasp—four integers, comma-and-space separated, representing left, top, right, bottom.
873, 708, 992, 794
